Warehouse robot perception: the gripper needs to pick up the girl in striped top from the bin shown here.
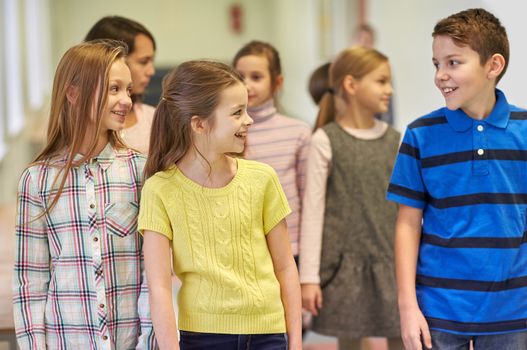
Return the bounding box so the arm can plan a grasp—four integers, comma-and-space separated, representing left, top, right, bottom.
13, 40, 155, 349
232, 41, 311, 259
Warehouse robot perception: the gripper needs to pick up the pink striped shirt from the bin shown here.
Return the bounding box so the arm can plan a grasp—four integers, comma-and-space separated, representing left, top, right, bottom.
245, 100, 311, 255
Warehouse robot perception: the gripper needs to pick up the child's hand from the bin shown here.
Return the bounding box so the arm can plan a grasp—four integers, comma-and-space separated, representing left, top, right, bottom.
399, 304, 432, 350
300, 284, 323, 316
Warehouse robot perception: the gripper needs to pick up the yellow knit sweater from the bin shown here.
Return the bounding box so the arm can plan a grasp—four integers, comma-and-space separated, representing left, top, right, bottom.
138, 159, 291, 334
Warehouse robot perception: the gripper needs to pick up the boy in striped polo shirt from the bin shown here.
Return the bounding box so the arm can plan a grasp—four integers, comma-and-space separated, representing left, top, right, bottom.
387, 8, 527, 350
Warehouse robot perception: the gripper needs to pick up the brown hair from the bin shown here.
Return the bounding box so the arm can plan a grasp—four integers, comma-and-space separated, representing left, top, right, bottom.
308, 62, 331, 105
144, 60, 244, 179
314, 47, 388, 130
232, 40, 282, 92
433, 8, 509, 83
32, 39, 128, 214
85, 16, 156, 102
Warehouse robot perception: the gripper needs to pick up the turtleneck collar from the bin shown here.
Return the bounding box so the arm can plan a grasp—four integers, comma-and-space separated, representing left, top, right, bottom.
247, 99, 277, 123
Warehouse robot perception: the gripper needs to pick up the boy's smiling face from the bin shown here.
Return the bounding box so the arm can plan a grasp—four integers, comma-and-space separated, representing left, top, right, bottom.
432, 35, 496, 119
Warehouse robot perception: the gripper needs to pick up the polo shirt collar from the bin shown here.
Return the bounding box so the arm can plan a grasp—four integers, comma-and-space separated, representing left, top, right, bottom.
445, 89, 510, 132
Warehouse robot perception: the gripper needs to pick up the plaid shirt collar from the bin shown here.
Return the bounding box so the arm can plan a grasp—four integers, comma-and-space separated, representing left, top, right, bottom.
52, 143, 116, 171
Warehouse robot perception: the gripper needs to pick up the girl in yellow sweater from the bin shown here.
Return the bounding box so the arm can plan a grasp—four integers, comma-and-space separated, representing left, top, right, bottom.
138, 60, 302, 350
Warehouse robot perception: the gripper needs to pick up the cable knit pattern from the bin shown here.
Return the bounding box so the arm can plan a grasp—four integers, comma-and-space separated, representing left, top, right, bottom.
245, 100, 311, 255
138, 159, 291, 334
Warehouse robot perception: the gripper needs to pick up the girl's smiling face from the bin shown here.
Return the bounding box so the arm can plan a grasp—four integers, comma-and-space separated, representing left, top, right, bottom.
208, 82, 253, 154
102, 58, 133, 133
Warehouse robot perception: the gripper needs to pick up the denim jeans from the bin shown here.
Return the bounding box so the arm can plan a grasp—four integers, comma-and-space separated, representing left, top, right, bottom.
179, 331, 288, 350
430, 330, 527, 350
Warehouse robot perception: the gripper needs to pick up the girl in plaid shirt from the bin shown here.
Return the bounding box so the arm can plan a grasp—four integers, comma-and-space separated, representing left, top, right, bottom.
13, 40, 156, 349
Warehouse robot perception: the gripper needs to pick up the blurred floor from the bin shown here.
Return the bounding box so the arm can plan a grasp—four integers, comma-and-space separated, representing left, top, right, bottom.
303, 331, 337, 349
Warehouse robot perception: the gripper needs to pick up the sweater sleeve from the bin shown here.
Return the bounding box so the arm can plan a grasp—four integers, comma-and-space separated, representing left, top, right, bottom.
262, 167, 292, 235
298, 129, 332, 284
138, 177, 173, 239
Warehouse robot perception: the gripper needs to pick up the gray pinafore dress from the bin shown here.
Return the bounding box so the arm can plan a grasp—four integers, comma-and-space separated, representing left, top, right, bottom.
312, 121, 400, 338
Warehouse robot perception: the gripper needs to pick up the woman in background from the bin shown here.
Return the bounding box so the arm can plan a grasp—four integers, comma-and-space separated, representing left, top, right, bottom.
86, 15, 156, 154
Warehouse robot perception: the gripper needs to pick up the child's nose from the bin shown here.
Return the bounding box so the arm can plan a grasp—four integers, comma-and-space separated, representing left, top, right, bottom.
386, 83, 393, 95
244, 112, 254, 125
121, 94, 132, 108
146, 63, 155, 77
436, 68, 449, 81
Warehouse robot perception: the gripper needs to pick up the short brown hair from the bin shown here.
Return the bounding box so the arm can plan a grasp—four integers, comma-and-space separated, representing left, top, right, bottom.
433, 8, 509, 83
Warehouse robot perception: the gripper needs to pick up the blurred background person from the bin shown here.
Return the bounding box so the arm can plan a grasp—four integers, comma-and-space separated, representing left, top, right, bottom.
85, 15, 157, 154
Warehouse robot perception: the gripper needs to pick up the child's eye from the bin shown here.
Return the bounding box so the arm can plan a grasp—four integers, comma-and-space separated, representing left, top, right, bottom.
233, 109, 242, 116
449, 60, 460, 66
432, 62, 439, 70
127, 87, 133, 97
110, 85, 119, 93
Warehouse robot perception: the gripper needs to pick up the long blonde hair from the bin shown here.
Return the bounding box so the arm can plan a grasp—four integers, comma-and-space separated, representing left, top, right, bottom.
33, 39, 128, 213
314, 47, 388, 130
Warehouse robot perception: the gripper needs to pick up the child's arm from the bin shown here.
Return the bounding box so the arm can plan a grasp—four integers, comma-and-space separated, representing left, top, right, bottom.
267, 219, 302, 350
300, 283, 322, 316
298, 129, 330, 315
13, 169, 50, 349
295, 128, 311, 206
395, 204, 432, 350
135, 253, 157, 349
143, 230, 179, 350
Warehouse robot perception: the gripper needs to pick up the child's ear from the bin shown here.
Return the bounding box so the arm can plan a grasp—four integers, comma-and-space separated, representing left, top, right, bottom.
190, 115, 211, 135
486, 53, 506, 80
274, 74, 284, 92
66, 85, 79, 104
342, 74, 357, 96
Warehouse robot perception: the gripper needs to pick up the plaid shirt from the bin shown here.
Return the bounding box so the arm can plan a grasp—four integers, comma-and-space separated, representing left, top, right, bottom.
13, 144, 156, 350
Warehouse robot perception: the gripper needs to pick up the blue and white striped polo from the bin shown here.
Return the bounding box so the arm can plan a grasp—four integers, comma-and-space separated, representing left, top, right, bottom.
387, 89, 527, 335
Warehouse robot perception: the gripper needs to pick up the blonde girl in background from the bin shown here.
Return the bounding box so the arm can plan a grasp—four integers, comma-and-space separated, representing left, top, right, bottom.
299, 47, 404, 350
232, 41, 311, 261
139, 60, 302, 349
85, 16, 156, 154
13, 40, 155, 349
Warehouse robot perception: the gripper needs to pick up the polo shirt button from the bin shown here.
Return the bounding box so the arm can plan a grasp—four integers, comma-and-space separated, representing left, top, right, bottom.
90, 203, 95, 209
93, 236, 98, 242
477, 149, 485, 156
99, 303, 104, 308
477, 125, 484, 132
102, 335, 108, 341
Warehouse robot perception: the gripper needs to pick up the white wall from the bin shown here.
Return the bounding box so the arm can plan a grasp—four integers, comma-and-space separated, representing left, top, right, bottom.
50, 0, 326, 123
369, 0, 526, 132
483, 0, 527, 111
50, 0, 275, 65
